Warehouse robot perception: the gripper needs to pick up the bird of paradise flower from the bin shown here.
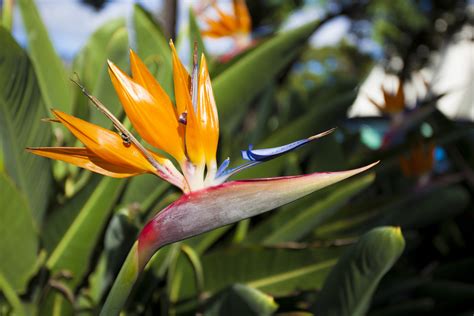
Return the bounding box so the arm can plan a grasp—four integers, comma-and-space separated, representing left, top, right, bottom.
198, 0, 254, 61
28, 42, 377, 314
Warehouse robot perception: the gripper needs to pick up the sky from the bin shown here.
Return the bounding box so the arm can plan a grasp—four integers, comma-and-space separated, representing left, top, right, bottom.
11, 0, 355, 60
10, 0, 473, 120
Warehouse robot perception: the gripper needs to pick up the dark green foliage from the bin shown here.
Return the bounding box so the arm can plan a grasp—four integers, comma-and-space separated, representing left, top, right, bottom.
0, 0, 472, 315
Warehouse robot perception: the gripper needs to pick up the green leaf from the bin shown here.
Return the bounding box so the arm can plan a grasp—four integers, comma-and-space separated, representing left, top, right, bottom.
42, 175, 101, 252
245, 173, 375, 244
0, 27, 52, 223
188, 8, 208, 60
178, 246, 344, 300
312, 226, 405, 316
213, 18, 325, 128
377, 185, 470, 229
46, 177, 126, 287
204, 284, 278, 316
120, 175, 170, 214
314, 185, 470, 240
0, 272, 28, 316
17, 0, 73, 113
1, 0, 13, 31
0, 173, 39, 293
72, 18, 126, 117
89, 26, 129, 128
132, 4, 173, 96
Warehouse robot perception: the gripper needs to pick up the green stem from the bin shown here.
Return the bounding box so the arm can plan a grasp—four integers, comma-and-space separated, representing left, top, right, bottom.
1, 0, 14, 31
0, 272, 27, 316
100, 242, 141, 316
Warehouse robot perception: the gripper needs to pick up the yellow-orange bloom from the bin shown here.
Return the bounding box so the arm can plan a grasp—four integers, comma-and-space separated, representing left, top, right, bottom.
399, 142, 435, 178
368, 80, 406, 115
29, 42, 333, 193
201, 0, 252, 45
29, 42, 220, 192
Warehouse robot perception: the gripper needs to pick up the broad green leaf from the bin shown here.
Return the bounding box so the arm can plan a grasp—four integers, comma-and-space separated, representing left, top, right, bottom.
368, 298, 434, 316
433, 258, 474, 283
46, 177, 126, 286
204, 284, 278, 316
245, 173, 375, 244
42, 175, 101, 252
1, 0, 13, 31
72, 18, 126, 117
376, 185, 469, 229
188, 8, 208, 60
178, 246, 344, 300
120, 175, 170, 214
0, 27, 52, 223
314, 185, 470, 240
213, 18, 326, 127
132, 4, 173, 96
0, 273, 28, 316
17, 0, 73, 113
89, 26, 129, 128
93, 208, 140, 301
416, 280, 474, 304
0, 173, 38, 293
312, 226, 405, 316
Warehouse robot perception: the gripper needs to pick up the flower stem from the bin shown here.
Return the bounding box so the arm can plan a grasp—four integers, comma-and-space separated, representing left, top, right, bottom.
100, 242, 141, 316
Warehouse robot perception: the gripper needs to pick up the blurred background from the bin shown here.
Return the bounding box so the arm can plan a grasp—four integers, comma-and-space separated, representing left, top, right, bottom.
1, 0, 474, 315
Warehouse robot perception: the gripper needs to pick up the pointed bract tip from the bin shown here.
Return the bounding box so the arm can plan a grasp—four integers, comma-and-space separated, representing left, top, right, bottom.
392, 226, 402, 235
41, 117, 60, 123
308, 127, 337, 140
106, 59, 115, 69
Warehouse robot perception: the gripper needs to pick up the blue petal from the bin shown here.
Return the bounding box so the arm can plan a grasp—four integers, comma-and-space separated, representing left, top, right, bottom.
241, 128, 336, 162
215, 129, 335, 182
215, 157, 231, 178
216, 161, 260, 179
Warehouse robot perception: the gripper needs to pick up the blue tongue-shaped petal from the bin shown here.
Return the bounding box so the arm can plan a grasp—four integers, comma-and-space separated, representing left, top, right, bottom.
215, 128, 335, 181
242, 128, 336, 161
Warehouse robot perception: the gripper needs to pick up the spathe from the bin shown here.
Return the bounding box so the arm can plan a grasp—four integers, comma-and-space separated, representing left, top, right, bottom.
138, 161, 379, 265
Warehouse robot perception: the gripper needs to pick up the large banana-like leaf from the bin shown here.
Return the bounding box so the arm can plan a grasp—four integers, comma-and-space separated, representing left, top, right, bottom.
0, 173, 39, 293
314, 185, 470, 240
41, 175, 101, 252
212, 17, 329, 127
188, 8, 208, 62
42, 178, 126, 313
0, 27, 52, 223
72, 18, 126, 118
204, 284, 278, 316
245, 173, 375, 244
177, 245, 344, 300
88, 26, 129, 128
132, 4, 173, 96
46, 178, 125, 284
311, 226, 405, 316
16, 0, 73, 113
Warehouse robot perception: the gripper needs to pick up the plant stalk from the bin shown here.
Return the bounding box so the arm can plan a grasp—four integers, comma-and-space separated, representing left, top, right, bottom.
100, 242, 141, 316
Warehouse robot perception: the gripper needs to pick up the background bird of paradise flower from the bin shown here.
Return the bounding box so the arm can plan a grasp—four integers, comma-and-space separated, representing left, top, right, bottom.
0, 0, 473, 315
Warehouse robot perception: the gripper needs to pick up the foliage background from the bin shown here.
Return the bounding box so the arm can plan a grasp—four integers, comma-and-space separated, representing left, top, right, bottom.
0, 0, 473, 315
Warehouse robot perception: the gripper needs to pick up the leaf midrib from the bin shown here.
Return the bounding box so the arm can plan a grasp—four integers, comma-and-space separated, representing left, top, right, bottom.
246, 258, 337, 289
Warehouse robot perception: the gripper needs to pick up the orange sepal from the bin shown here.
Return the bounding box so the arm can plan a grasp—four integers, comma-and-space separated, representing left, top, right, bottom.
170, 41, 205, 165
129, 49, 178, 121
108, 61, 185, 161
198, 55, 219, 164
169, 41, 191, 115
27, 147, 144, 178
233, 0, 251, 34
52, 110, 159, 174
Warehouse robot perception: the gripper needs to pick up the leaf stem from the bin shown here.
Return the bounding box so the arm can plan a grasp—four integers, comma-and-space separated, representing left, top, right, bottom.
100, 242, 141, 316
